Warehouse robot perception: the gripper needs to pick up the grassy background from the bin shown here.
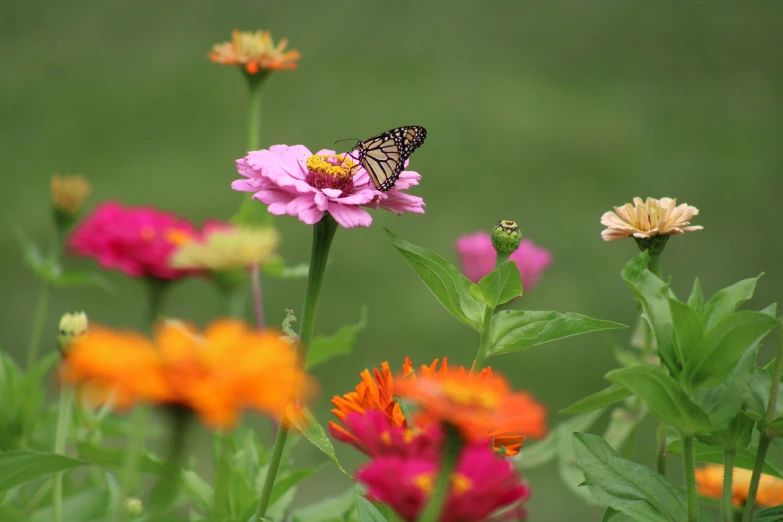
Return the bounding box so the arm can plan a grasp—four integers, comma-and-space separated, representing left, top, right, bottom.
2, 1, 783, 519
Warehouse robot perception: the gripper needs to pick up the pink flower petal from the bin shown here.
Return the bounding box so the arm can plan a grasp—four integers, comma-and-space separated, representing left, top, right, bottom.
327, 204, 373, 228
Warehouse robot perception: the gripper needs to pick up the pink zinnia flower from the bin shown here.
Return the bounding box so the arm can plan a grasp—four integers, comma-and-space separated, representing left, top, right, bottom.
231, 145, 425, 228
357, 443, 530, 522
455, 232, 553, 289
69, 201, 196, 280
331, 410, 443, 460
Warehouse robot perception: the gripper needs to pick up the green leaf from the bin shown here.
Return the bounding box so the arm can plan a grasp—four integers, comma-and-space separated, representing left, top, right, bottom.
746, 368, 783, 423
666, 439, 783, 478
231, 194, 275, 229
356, 495, 387, 521
558, 424, 603, 506
264, 259, 309, 279
704, 275, 762, 330
606, 365, 712, 434
385, 229, 484, 329
48, 270, 113, 291
15, 227, 49, 279
269, 466, 323, 507
30, 488, 107, 522
0, 451, 86, 492
754, 505, 783, 521
683, 311, 779, 389
696, 345, 758, 431
573, 433, 712, 521
471, 261, 522, 309
181, 469, 214, 512
292, 488, 360, 522
669, 297, 704, 365
489, 310, 626, 355
517, 410, 604, 470
288, 407, 351, 477
307, 308, 367, 370
76, 441, 167, 475
621, 252, 678, 374
560, 384, 632, 414
687, 278, 705, 315
602, 507, 636, 522
603, 407, 645, 451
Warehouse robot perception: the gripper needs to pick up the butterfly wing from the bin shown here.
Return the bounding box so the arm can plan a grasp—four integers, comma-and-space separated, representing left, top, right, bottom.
358, 126, 427, 191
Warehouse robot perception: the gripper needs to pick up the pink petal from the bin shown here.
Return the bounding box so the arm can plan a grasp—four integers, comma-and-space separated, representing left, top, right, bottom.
327, 204, 373, 228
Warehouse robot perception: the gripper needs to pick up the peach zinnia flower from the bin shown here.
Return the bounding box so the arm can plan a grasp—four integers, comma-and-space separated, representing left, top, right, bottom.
396, 367, 547, 445
61, 319, 313, 429
209, 30, 300, 74
403, 358, 531, 456
601, 197, 703, 241
696, 465, 783, 508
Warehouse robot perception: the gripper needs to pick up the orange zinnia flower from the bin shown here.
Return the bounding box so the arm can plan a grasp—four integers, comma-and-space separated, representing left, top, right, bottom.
209, 30, 301, 74
396, 364, 547, 445
696, 465, 783, 508
62, 319, 313, 429
329, 362, 406, 445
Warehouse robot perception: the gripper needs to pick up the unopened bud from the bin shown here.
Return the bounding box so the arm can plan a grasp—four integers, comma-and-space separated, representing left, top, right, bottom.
58, 311, 88, 353
491, 220, 522, 255
124, 497, 143, 517
51, 174, 91, 229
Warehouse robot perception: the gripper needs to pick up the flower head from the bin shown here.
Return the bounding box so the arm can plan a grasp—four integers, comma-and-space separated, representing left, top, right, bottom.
491, 220, 522, 255
600, 197, 703, 242
170, 221, 279, 271
332, 410, 442, 460
61, 319, 313, 429
455, 232, 552, 289
68, 202, 197, 280
51, 174, 91, 219
396, 368, 547, 444
696, 465, 783, 508
232, 145, 425, 228
209, 30, 300, 74
357, 443, 530, 522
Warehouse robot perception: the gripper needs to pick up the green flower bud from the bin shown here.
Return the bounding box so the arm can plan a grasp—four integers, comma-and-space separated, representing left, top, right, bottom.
58, 311, 88, 353
491, 220, 522, 255
51, 174, 91, 231
124, 497, 143, 517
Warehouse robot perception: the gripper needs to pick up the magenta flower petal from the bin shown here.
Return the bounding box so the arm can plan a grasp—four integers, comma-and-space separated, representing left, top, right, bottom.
455, 232, 552, 290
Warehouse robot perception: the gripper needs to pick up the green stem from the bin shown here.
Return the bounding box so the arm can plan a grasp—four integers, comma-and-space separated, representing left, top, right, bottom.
213, 432, 233, 519
144, 278, 169, 332
741, 331, 783, 522
472, 306, 495, 372
150, 407, 191, 513
247, 81, 262, 151
26, 282, 50, 371
114, 407, 148, 522
722, 448, 736, 522
52, 386, 74, 522
649, 251, 662, 279
496, 252, 510, 265
419, 427, 462, 522
227, 288, 247, 319
682, 434, 699, 522
253, 215, 338, 519
648, 251, 669, 477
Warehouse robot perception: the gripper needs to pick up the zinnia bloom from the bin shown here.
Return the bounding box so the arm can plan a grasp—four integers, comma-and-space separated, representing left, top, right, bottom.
357, 443, 530, 522
455, 232, 552, 289
396, 368, 547, 444
61, 319, 313, 429
696, 465, 783, 508
600, 197, 703, 241
332, 410, 442, 460
169, 221, 280, 271
208, 30, 300, 74
69, 202, 196, 280
232, 145, 425, 228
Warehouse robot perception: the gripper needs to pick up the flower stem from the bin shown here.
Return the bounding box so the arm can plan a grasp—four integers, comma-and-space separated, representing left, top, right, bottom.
144, 278, 169, 333
722, 448, 736, 522
246, 76, 266, 328
253, 215, 338, 519
26, 282, 50, 372
419, 426, 462, 522
227, 288, 247, 319
212, 432, 233, 519
741, 330, 783, 522
472, 306, 494, 372
252, 263, 265, 328
114, 407, 148, 522
682, 434, 699, 522
150, 406, 191, 513
52, 386, 74, 522
646, 251, 670, 477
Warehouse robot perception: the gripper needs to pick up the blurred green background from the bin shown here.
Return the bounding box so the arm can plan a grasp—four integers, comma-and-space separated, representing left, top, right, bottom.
3, 1, 783, 519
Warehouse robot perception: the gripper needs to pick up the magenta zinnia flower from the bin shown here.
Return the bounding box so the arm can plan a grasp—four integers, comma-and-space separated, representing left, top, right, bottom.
69, 201, 197, 280
357, 443, 530, 522
331, 410, 442, 460
455, 232, 553, 290
231, 145, 425, 228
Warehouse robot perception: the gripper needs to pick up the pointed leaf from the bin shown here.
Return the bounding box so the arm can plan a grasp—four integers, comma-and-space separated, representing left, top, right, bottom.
754, 505, 783, 521
231, 193, 275, 228
603, 507, 636, 522
696, 345, 758, 431
683, 311, 778, 389
558, 424, 603, 505
573, 433, 712, 521
76, 441, 167, 475
307, 308, 367, 369
356, 495, 387, 521
386, 229, 483, 329
264, 259, 309, 279
687, 278, 705, 315
48, 270, 113, 291
269, 466, 324, 508
704, 275, 763, 329
471, 261, 522, 309
29, 488, 107, 522
669, 297, 704, 365
292, 488, 359, 522
517, 410, 604, 470
606, 365, 711, 434
560, 384, 632, 414
603, 407, 644, 451
181, 469, 214, 512
489, 310, 626, 355
288, 407, 351, 477
0, 451, 86, 492
621, 252, 678, 374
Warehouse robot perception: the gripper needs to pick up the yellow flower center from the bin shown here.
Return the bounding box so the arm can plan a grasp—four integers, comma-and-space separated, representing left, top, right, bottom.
441, 381, 499, 409
412, 472, 473, 495
305, 154, 356, 193
166, 229, 193, 245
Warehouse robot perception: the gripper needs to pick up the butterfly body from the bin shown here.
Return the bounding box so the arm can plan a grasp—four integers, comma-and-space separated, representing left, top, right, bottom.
354, 126, 427, 191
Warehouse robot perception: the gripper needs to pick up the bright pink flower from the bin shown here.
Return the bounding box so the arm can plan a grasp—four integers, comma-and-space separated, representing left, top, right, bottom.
455, 232, 553, 290
69, 201, 197, 280
357, 443, 530, 522
231, 145, 425, 228
331, 410, 442, 460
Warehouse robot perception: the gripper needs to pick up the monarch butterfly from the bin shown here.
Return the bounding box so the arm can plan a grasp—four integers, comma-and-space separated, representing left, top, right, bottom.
353, 126, 427, 192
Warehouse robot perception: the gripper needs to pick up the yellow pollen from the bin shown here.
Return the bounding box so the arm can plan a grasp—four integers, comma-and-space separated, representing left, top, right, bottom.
441, 382, 499, 408
451, 473, 473, 495
306, 154, 356, 180
166, 229, 193, 245
403, 429, 416, 444
380, 431, 392, 445
140, 225, 155, 241
413, 472, 435, 494
412, 472, 472, 496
